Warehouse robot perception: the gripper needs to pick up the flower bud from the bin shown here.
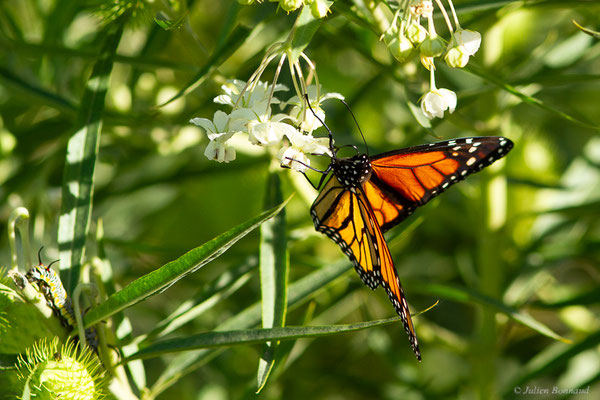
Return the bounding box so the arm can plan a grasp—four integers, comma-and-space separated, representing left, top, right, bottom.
388, 34, 416, 63
406, 21, 428, 45
310, 0, 331, 19
280, 0, 303, 12
444, 46, 469, 68
420, 35, 445, 57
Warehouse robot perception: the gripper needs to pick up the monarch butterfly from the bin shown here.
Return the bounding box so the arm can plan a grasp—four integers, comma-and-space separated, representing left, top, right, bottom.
298, 107, 513, 361
26, 247, 99, 352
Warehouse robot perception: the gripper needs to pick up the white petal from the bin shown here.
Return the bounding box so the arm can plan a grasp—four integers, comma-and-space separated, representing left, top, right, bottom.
213, 110, 230, 132
206, 131, 234, 142
438, 89, 457, 113
223, 146, 236, 163
213, 94, 234, 106
190, 117, 216, 133
456, 29, 481, 56
204, 140, 218, 161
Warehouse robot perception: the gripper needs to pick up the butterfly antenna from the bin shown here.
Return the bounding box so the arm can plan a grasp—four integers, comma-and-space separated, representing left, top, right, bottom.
304, 94, 336, 156
37, 246, 44, 266
340, 99, 369, 157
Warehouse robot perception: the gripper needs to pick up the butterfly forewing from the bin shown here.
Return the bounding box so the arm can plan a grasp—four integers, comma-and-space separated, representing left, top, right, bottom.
369, 136, 513, 232
311, 175, 381, 289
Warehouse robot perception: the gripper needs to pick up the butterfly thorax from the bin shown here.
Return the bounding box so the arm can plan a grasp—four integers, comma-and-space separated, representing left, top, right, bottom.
332, 153, 372, 189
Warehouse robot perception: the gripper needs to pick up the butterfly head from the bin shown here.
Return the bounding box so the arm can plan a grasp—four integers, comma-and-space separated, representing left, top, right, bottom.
333, 153, 372, 188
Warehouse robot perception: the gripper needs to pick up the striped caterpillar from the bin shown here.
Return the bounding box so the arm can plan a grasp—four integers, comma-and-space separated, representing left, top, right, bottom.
26, 247, 98, 351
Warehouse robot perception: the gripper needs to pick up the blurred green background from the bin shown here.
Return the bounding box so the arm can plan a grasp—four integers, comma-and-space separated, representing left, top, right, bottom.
1, 1, 599, 399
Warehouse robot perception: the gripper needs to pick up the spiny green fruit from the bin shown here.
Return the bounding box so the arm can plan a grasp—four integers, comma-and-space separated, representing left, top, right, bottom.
16, 338, 107, 400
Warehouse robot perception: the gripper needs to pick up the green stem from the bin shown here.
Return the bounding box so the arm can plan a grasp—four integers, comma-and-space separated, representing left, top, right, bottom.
8, 207, 31, 271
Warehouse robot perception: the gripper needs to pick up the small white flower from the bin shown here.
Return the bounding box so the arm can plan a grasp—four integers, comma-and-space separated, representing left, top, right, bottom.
190, 111, 237, 162
279, 146, 310, 172
454, 29, 481, 56
278, 129, 331, 172
247, 120, 296, 146
286, 86, 344, 134
204, 133, 236, 163
420, 88, 457, 119
291, 105, 326, 133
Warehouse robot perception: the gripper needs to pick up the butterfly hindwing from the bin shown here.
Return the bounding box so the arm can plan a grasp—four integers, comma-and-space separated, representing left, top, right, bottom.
368, 136, 513, 232
311, 175, 422, 360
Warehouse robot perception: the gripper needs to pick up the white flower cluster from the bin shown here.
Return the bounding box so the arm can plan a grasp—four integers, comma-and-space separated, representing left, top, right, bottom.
381, 0, 482, 120
191, 81, 342, 171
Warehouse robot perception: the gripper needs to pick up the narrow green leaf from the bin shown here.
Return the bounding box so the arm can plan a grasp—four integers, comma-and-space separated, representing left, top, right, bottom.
257, 172, 289, 392
505, 330, 600, 396
83, 199, 289, 327
0, 65, 77, 114
407, 99, 432, 130
287, 5, 325, 64
530, 288, 600, 309
149, 259, 351, 397
128, 317, 399, 360
139, 256, 256, 344
573, 19, 600, 39
467, 64, 600, 131
58, 20, 125, 293
412, 282, 569, 342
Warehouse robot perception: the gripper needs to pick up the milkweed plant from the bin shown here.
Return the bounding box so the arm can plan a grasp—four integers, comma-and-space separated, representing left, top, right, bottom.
2, 0, 594, 398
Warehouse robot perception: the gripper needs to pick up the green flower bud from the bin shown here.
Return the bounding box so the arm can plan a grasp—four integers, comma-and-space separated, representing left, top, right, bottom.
389, 34, 416, 63
280, 0, 303, 12
310, 0, 331, 19
420, 35, 445, 57
406, 21, 427, 45
382, 26, 399, 46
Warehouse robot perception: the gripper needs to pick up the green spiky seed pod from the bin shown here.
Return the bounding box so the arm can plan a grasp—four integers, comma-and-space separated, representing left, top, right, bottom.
16, 338, 107, 400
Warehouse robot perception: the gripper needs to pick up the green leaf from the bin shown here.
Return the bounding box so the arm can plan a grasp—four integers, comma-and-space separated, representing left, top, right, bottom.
128, 317, 399, 360
467, 64, 600, 131
257, 172, 289, 393
149, 259, 351, 398
412, 282, 569, 343
504, 330, 600, 395
573, 19, 600, 39
139, 256, 256, 344
287, 5, 324, 64
158, 24, 250, 107
0, 65, 76, 114
83, 199, 289, 327
58, 20, 125, 293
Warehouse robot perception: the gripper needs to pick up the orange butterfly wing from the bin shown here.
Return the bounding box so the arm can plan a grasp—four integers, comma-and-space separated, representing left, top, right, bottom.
311, 174, 421, 360
310, 136, 513, 361
367, 137, 513, 231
